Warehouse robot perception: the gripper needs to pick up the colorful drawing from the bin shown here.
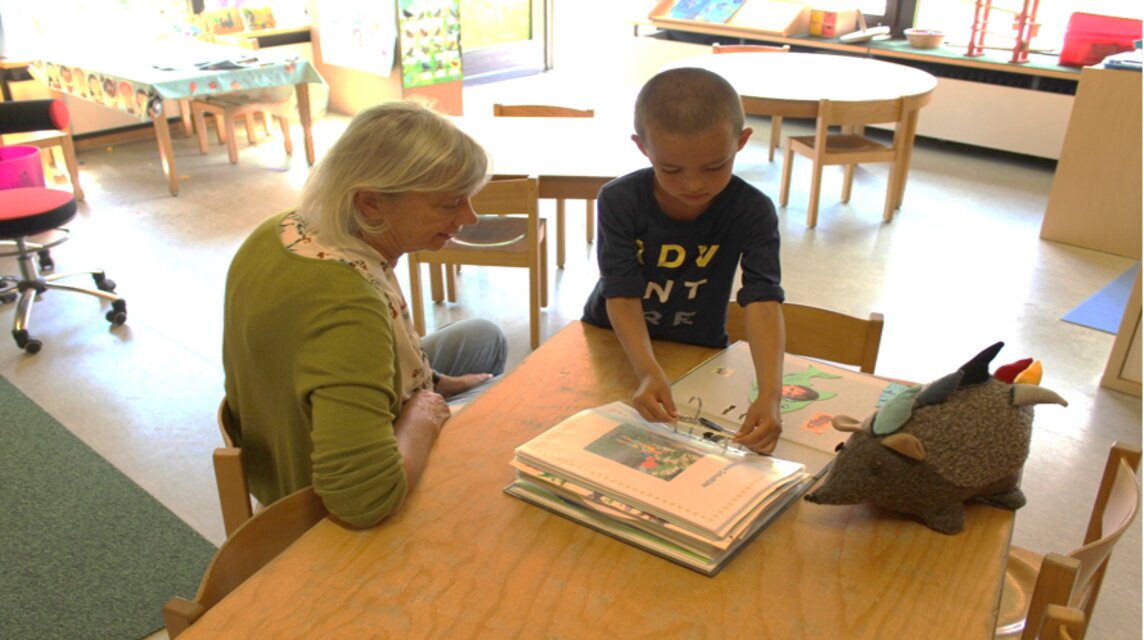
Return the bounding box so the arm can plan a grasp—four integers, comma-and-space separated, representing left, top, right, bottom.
669, 0, 744, 23
399, 0, 462, 88
585, 423, 703, 481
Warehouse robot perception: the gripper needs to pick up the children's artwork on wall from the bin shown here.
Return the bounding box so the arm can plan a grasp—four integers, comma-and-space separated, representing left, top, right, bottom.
314, 0, 398, 77
241, 7, 277, 30
202, 8, 244, 34
399, 0, 462, 88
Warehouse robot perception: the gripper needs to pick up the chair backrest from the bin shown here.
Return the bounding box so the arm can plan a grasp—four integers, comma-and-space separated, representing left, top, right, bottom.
726, 302, 884, 373
162, 485, 327, 638
711, 42, 791, 54
1068, 443, 1141, 618
816, 97, 906, 130
0, 99, 69, 135
493, 103, 594, 118
214, 398, 252, 537
1022, 552, 1081, 640
451, 176, 541, 247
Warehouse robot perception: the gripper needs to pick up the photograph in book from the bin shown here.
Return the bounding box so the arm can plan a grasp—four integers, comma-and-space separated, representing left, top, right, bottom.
513, 401, 805, 538
671, 341, 910, 457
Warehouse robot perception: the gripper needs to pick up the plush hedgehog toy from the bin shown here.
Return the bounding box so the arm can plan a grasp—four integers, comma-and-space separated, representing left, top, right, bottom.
804, 342, 1067, 534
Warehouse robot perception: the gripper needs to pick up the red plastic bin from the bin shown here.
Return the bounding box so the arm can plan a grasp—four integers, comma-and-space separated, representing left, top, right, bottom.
1058, 12, 1142, 67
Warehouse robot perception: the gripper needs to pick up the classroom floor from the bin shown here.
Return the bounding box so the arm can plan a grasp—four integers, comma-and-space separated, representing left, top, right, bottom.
3, 8, 1140, 640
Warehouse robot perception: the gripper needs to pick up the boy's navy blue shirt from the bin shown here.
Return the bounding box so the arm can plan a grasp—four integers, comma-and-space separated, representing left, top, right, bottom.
582, 167, 785, 348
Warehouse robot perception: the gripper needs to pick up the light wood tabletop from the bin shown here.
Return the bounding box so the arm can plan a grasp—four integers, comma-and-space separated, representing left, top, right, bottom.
179, 321, 1013, 639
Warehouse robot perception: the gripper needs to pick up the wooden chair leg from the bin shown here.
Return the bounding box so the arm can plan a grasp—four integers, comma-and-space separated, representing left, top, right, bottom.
429, 263, 445, 302
540, 234, 549, 308
841, 164, 856, 202
243, 113, 258, 145
883, 162, 898, 222
224, 117, 240, 164
179, 99, 194, 137
769, 116, 783, 162
555, 199, 566, 269
278, 116, 293, 155
445, 264, 458, 303
214, 112, 227, 145
58, 135, 84, 202
807, 159, 824, 229
407, 257, 426, 336
585, 199, 594, 244
779, 140, 795, 206
194, 106, 211, 155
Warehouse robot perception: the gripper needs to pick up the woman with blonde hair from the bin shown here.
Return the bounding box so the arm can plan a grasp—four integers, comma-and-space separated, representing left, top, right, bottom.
223, 101, 506, 528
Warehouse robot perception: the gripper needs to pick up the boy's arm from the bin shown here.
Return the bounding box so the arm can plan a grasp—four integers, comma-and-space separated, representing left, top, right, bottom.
737, 300, 786, 453
605, 296, 678, 423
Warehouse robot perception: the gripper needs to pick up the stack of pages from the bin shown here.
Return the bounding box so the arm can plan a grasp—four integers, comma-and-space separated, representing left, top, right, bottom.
507, 400, 810, 576
506, 341, 907, 575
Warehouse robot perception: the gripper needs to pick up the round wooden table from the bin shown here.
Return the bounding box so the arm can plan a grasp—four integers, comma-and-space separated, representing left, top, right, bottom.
665, 52, 938, 211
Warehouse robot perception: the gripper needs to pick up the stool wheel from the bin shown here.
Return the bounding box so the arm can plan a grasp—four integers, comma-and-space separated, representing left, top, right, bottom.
106, 299, 127, 326
94, 273, 116, 292
13, 329, 42, 354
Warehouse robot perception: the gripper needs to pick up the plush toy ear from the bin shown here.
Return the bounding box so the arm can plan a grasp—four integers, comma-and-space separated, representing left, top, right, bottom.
832, 415, 865, 432
881, 433, 926, 460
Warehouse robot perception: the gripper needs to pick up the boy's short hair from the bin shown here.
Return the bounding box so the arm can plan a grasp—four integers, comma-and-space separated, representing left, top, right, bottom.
634, 67, 745, 139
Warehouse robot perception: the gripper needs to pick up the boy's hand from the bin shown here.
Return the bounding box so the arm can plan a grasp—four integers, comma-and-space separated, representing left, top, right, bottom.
734, 399, 783, 454
632, 372, 679, 424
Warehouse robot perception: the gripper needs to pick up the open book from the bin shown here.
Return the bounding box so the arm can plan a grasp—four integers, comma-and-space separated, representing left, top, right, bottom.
671, 341, 908, 475
507, 400, 809, 575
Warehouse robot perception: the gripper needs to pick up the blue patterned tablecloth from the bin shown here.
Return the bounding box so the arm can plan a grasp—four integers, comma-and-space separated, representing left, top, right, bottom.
31, 40, 325, 121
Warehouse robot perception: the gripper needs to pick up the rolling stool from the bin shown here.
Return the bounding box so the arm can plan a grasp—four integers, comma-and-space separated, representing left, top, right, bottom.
0, 187, 126, 353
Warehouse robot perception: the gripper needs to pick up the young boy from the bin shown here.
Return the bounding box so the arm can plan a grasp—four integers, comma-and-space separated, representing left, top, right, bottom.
581, 67, 786, 454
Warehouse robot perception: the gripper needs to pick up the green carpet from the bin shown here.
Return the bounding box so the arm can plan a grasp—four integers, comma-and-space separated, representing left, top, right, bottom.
0, 374, 218, 640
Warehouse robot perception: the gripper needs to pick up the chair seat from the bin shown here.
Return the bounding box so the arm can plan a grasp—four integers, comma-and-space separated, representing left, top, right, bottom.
446, 215, 539, 249
789, 134, 891, 155
996, 545, 1044, 636
0, 188, 77, 237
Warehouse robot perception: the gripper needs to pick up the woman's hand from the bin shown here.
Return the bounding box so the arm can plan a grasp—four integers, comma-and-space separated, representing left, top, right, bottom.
734, 398, 783, 454
434, 372, 494, 398
397, 390, 451, 436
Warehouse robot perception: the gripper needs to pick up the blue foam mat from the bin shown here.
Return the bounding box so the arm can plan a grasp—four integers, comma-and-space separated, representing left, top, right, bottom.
1061, 264, 1140, 334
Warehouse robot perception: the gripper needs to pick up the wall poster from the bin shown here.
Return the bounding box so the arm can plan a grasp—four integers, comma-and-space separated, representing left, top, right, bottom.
399, 0, 462, 88
316, 0, 398, 77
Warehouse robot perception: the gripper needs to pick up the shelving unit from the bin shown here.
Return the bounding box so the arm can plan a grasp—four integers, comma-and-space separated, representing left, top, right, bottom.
965, 0, 1042, 64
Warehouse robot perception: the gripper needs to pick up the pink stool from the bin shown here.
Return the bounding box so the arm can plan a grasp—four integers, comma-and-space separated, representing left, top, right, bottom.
0, 187, 126, 353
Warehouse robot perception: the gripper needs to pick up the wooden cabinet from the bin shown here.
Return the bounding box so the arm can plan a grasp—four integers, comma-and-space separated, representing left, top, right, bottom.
1040, 66, 1142, 260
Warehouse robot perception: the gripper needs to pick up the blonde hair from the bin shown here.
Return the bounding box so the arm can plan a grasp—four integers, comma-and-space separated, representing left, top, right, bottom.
299, 101, 490, 248
634, 67, 745, 139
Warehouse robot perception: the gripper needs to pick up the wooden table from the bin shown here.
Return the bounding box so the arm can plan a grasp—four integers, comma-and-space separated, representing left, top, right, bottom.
31, 41, 324, 196
664, 51, 938, 210
179, 321, 1014, 639
452, 115, 646, 267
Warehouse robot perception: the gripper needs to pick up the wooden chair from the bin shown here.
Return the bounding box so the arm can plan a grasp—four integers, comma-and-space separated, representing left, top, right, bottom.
711, 42, 791, 162
408, 177, 547, 349
1038, 604, 1087, 640
190, 94, 293, 165
161, 485, 327, 638
0, 99, 84, 201
996, 442, 1142, 639
214, 398, 252, 538
778, 97, 909, 228
726, 301, 884, 374
492, 103, 595, 268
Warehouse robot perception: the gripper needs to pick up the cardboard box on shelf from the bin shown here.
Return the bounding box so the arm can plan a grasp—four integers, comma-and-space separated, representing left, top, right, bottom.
809, 6, 858, 38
